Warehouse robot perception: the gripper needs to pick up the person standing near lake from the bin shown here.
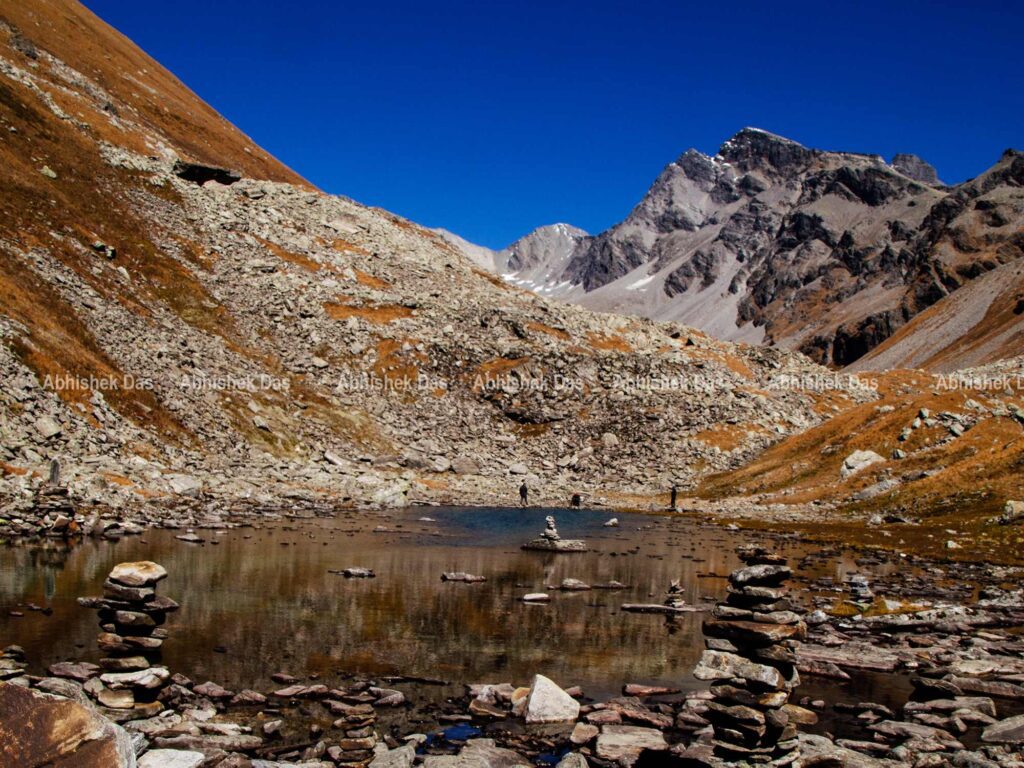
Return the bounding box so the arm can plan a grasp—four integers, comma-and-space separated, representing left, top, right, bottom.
669, 484, 678, 510
519, 481, 529, 507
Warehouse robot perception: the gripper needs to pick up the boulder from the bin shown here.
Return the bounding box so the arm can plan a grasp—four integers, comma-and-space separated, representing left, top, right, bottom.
0, 682, 136, 767
34, 416, 62, 439
166, 475, 202, 497
524, 674, 580, 723
997, 500, 1024, 525
370, 480, 409, 508
840, 450, 884, 479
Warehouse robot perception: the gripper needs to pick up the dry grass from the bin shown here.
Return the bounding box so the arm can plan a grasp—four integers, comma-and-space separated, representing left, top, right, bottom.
0, 0, 306, 185
526, 321, 571, 342
353, 269, 391, 289
697, 368, 1024, 563
692, 423, 768, 451
255, 236, 322, 272
324, 302, 414, 324
330, 238, 370, 256
587, 332, 633, 353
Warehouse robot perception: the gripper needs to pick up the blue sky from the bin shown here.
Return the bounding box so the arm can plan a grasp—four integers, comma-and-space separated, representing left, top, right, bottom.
85, 0, 1022, 249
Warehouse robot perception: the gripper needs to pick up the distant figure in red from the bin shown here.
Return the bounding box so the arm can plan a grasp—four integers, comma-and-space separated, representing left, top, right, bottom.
519, 482, 529, 507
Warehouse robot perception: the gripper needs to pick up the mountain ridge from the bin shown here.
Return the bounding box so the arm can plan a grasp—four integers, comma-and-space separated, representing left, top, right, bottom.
447, 129, 1022, 371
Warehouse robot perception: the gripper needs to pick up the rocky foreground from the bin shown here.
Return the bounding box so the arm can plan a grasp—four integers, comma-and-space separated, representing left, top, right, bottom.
3, 538, 1024, 768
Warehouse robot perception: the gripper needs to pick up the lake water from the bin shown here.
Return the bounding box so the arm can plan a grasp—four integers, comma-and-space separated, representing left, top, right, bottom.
0, 506, 911, 737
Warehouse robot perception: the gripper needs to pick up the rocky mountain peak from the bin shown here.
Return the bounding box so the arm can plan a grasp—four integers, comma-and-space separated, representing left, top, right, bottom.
890, 153, 940, 185
505, 223, 588, 272
717, 127, 815, 175
446, 128, 1024, 372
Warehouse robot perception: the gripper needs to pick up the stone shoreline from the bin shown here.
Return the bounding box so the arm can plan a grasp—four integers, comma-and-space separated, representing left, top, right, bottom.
2, 507, 1024, 765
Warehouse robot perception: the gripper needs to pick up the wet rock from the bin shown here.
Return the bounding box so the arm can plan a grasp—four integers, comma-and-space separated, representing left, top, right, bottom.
558, 579, 591, 591
342, 568, 376, 578
981, 713, 1024, 744
696, 548, 805, 765
522, 593, 550, 603
524, 674, 580, 723
194, 681, 234, 700
231, 689, 268, 706
109, 561, 168, 588
623, 684, 680, 697
49, 660, 102, 681
442, 572, 487, 583
570, 722, 599, 744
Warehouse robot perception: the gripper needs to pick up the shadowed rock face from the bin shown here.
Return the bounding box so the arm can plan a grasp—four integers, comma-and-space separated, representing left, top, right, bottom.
891, 153, 940, 185
0, 682, 135, 767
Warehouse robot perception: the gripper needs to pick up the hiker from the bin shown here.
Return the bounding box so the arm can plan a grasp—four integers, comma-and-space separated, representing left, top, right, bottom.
570, 493, 581, 508
670, 484, 678, 510
519, 482, 529, 507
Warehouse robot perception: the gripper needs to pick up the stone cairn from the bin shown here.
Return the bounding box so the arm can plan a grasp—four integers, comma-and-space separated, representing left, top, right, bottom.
78, 561, 177, 716
35, 459, 77, 535
328, 702, 379, 767
694, 545, 807, 766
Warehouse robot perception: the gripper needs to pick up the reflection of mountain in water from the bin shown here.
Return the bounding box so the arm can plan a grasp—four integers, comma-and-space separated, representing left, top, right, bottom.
0, 508, 862, 700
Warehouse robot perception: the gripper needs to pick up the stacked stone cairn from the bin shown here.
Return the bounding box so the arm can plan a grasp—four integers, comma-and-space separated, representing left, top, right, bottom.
35, 459, 77, 536
329, 702, 379, 767
77, 561, 177, 716
694, 545, 806, 766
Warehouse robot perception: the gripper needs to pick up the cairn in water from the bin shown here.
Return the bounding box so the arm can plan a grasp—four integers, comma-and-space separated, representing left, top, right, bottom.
34, 459, 77, 536
522, 515, 587, 552
694, 545, 807, 766
328, 702, 379, 767
78, 561, 178, 715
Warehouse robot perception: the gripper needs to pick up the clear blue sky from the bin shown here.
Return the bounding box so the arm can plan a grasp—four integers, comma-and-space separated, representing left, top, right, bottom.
84, 0, 1022, 249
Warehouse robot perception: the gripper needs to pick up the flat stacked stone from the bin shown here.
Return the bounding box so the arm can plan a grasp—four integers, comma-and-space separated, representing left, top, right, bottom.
329, 702, 379, 767
77, 561, 177, 717
694, 545, 806, 766
35, 461, 77, 535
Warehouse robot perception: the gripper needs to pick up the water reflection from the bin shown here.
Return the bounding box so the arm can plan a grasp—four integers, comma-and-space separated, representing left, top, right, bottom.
0, 507, 864, 700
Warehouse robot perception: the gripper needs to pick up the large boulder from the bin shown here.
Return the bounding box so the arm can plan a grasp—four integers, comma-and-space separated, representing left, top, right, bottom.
0, 682, 136, 767
524, 674, 580, 723
166, 474, 202, 497
840, 450, 884, 479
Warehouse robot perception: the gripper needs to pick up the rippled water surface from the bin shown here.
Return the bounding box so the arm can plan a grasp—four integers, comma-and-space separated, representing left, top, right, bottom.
1, 507, 884, 704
